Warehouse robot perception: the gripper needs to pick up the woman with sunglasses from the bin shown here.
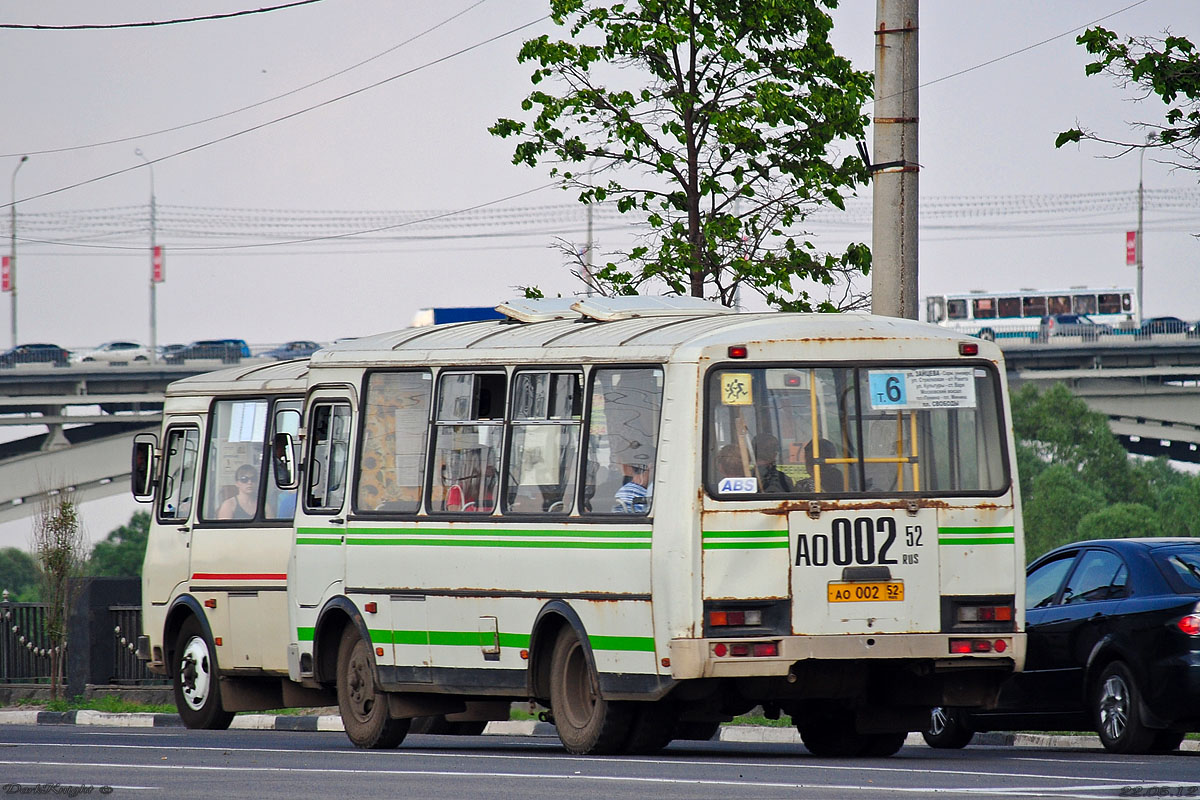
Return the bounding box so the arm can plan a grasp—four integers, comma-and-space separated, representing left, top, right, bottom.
218, 463, 260, 520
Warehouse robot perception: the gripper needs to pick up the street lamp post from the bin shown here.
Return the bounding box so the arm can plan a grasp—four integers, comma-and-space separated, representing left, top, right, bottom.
1136, 143, 1145, 328
10, 155, 28, 348
136, 149, 158, 362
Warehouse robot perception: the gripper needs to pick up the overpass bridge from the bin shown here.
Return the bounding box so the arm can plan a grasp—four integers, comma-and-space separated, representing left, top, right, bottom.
2, 333, 1199, 524
0, 360, 236, 524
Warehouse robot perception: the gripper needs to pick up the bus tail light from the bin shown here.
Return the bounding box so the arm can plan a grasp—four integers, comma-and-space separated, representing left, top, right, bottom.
709, 609, 762, 627
959, 342, 979, 356
950, 638, 998, 654
957, 605, 1013, 623
712, 641, 780, 658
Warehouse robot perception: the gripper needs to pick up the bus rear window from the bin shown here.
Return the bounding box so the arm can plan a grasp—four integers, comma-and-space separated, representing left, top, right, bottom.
705, 365, 1008, 498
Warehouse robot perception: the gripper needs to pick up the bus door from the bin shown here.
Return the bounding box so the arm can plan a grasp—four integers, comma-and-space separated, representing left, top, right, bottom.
190, 397, 299, 672
144, 417, 203, 608
292, 390, 355, 610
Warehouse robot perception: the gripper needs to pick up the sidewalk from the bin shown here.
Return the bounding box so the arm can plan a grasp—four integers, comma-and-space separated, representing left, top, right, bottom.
2, 709, 1195, 751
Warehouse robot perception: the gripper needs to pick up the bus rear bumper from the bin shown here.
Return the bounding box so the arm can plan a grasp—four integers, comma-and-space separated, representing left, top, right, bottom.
669, 632, 1026, 680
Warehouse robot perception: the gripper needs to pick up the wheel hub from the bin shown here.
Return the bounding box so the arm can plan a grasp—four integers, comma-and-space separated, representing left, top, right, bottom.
1099, 675, 1129, 740
178, 636, 211, 711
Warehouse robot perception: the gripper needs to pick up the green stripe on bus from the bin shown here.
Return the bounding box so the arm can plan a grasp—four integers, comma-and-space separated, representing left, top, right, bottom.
296, 537, 341, 546
938, 537, 1015, 546
297, 627, 314, 642
344, 527, 651, 539
703, 540, 790, 550
344, 537, 650, 550
937, 526, 1015, 535
588, 634, 656, 652
702, 530, 788, 539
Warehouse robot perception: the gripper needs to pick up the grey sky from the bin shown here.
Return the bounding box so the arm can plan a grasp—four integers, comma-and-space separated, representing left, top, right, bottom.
1, 0, 1197, 548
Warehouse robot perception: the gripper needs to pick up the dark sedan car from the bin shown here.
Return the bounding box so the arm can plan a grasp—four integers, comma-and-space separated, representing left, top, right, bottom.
1138, 316, 1192, 336
259, 340, 320, 360
0, 342, 70, 367
163, 339, 247, 364
925, 538, 1200, 754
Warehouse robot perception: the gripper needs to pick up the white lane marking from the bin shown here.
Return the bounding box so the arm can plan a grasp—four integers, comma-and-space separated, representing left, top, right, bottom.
0, 759, 1139, 797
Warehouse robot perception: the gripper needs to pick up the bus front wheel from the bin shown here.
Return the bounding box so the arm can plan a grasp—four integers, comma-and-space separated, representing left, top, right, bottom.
548, 627, 633, 754
336, 626, 408, 749
173, 616, 234, 730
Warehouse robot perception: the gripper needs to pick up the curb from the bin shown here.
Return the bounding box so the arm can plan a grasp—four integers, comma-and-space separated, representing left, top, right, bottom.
1, 711, 1196, 751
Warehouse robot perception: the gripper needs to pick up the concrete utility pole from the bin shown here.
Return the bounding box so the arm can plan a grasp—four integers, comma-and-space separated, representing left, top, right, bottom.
870, 0, 919, 320
10, 155, 28, 347
136, 150, 159, 361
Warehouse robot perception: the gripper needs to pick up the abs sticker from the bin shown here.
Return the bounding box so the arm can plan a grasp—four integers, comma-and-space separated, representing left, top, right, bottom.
868, 368, 976, 410
718, 476, 758, 494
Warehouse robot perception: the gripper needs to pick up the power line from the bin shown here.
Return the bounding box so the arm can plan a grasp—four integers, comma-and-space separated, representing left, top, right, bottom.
0, 14, 549, 210
0, 0, 491, 158
0, 1, 325, 31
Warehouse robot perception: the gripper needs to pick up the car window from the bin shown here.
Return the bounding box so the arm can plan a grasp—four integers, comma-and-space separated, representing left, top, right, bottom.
1063, 550, 1127, 604
1156, 547, 1200, 592
1026, 553, 1077, 608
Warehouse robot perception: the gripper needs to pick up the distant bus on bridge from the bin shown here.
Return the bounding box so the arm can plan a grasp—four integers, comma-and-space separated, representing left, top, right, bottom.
925, 287, 1136, 341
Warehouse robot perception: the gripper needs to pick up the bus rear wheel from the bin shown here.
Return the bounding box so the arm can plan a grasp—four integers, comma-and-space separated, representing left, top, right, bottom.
173, 616, 234, 730
549, 627, 633, 754
336, 626, 408, 749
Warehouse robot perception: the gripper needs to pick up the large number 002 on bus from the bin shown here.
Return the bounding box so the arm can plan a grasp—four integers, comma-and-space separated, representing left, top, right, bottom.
826, 582, 904, 602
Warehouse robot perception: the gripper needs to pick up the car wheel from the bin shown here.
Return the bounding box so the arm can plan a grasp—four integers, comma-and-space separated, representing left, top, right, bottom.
1094, 661, 1156, 754
922, 706, 975, 749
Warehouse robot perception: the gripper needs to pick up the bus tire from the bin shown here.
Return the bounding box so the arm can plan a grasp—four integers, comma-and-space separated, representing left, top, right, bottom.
549, 627, 634, 755
173, 616, 234, 730
674, 719, 721, 741
978, 329, 995, 342
336, 626, 408, 749
798, 711, 867, 757
861, 731, 907, 757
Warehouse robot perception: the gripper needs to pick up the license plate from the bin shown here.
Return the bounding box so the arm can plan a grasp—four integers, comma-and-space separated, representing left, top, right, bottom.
827, 581, 904, 602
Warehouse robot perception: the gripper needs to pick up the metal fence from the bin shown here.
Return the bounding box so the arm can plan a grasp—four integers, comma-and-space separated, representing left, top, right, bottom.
0, 593, 53, 684
1, 586, 163, 687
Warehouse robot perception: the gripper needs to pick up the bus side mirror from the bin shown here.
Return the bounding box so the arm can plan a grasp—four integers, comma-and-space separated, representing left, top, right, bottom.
273, 432, 298, 490
131, 434, 158, 502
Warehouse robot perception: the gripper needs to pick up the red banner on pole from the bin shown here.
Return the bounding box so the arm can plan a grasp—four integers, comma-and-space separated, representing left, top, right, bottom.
1, 256, 10, 292
1126, 231, 1137, 266
152, 246, 164, 282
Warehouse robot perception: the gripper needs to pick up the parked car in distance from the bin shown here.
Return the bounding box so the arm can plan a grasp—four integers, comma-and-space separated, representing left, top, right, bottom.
163, 339, 248, 364
1138, 316, 1191, 335
1039, 313, 1112, 340
259, 340, 320, 360
72, 340, 152, 364
924, 538, 1200, 754
0, 343, 70, 367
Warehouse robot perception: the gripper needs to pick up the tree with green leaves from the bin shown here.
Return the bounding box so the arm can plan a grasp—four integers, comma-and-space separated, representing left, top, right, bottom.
31, 488, 87, 700
88, 511, 151, 578
491, 0, 872, 309
1055, 27, 1200, 172
0, 547, 41, 601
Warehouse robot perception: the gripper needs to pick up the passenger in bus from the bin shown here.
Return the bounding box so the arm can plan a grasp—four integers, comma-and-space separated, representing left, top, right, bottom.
613, 462, 653, 513
218, 464, 259, 519
797, 439, 844, 493
715, 443, 745, 479
753, 433, 793, 493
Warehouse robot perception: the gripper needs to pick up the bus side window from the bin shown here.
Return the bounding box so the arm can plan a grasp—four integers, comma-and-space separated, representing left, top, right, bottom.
306, 402, 353, 512
946, 299, 967, 320
159, 427, 199, 522
430, 372, 505, 514
356, 371, 432, 514
265, 400, 302, 519
582, 367, 663, 515
504, 371, 582, 515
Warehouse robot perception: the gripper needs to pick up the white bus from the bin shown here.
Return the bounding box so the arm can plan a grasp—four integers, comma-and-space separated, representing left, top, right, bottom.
136, 297, 1026, 758
925, 287, 1136, 340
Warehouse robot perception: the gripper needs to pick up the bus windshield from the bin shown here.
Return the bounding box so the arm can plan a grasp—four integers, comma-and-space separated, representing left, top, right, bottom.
706, 364, 1007, 497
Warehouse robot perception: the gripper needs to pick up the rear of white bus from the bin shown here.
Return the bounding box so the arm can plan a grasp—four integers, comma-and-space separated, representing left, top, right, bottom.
673, 336, 1024, 745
